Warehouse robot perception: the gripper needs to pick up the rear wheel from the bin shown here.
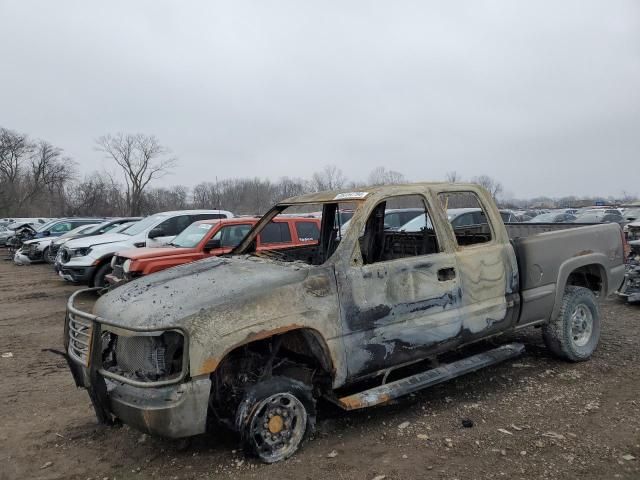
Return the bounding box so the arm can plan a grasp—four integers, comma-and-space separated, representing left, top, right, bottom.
542, 286, 600, 362
235, 376, 315, 463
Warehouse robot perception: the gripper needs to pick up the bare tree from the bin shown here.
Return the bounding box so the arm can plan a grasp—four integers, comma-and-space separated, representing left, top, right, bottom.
367, 167, 406, 186
445, 171, 461, 183
310, 165, 346, 191
96, 133, 177, 215
65, 172, 126, 216
471, 175, 503, 199
0, 127, 31, 184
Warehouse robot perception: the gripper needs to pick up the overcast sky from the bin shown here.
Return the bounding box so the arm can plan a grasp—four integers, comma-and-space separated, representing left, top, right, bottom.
1, 1, 639, 198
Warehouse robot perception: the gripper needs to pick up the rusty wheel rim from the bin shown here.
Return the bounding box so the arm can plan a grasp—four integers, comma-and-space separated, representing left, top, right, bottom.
249, 392, 307, 463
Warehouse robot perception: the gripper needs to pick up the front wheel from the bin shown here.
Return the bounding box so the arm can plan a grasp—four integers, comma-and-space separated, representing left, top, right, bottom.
235, 377, 315, 463
542, 286, 601, 362
44, 247, 55, 264
91, 262, 113, 289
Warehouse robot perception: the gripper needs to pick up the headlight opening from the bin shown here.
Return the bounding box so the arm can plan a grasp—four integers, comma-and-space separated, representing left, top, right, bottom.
101, 331, 185, 382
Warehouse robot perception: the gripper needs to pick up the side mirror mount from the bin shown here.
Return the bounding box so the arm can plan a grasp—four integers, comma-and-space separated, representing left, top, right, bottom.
148, 227, 164, 239
204, 238, 221, 251
43, 230, 50, 237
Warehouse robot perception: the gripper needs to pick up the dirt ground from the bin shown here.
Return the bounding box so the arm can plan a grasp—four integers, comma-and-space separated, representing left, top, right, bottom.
0, 257, 638, 480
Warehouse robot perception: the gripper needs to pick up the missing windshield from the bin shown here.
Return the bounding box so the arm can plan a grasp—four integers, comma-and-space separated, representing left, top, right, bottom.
233, 202, 358, 265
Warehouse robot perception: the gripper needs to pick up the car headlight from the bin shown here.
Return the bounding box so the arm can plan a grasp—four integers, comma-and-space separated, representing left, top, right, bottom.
122, 259, 132, 273
71, 247, 92, 257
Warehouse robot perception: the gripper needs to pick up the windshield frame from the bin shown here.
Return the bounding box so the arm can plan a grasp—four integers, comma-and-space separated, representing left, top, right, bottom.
231, 200, 365, 262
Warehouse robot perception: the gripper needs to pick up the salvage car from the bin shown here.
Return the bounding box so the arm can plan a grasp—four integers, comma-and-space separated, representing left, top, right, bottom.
12, 218, 104, 264
56, 210, 233, 288
64, 184, 626, 463
15, 223, 99, 265
106, 216, 320, 287
31, 217, 103, 240
48, 218, 141, 263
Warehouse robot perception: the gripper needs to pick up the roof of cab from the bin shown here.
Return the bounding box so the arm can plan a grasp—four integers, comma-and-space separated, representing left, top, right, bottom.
279, 182, 481, 204
194, 216, 319, 226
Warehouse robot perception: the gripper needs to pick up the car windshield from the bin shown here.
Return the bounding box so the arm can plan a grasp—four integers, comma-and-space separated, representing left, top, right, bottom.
35, 220, 58, 232
122, 215, 167, 236
171, 222, 216, 248
60, 225, 96, 238
112, 222, 135, 233
82, 221, 111, 235
399, 214, 430, 232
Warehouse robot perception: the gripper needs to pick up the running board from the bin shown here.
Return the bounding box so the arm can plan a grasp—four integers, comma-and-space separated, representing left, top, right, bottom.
337, 343, 525, 410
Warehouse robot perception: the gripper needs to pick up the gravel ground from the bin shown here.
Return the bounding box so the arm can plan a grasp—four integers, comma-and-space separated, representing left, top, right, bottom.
0, 258, 638, 480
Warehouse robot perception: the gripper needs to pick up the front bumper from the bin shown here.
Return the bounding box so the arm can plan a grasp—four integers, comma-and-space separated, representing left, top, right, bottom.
64, 288, 209, 438
13, 251, 31, 265
57, 264, 96, 283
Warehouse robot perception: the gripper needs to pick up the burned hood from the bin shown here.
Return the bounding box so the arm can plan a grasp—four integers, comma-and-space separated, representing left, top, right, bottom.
93, 256, 311, 330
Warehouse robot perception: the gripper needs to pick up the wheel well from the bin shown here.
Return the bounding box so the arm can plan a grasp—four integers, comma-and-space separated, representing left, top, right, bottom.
566, 264, 605, 296
208, 329, 334, 426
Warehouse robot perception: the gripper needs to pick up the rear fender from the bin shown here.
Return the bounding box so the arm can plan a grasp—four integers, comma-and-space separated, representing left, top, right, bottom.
551, 254, 608, 320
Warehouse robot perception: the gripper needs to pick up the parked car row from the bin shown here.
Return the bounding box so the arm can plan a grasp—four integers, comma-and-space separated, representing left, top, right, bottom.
5, 208, 327, 291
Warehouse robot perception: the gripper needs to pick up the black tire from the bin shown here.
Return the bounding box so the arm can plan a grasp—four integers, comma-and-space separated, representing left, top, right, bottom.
235, 376, 316, 463
91, 262, 113, 289
44, 247, 55, 264
542, 286, 600, 362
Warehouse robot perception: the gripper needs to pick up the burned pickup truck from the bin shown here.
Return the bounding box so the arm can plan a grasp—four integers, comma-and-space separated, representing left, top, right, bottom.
65, 183, 626, 462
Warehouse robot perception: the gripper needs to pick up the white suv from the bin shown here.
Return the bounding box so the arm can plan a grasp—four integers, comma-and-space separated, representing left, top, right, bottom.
55, 210, 233, 287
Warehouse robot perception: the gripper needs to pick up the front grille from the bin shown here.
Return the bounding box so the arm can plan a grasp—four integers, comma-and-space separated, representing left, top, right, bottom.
67, 314, 93, 366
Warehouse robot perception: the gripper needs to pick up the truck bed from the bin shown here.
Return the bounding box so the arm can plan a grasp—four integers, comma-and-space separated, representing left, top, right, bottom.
509, 222, 626, 327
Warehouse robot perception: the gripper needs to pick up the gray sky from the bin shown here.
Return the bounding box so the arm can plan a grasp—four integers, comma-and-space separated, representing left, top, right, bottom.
1, 1, 639, 198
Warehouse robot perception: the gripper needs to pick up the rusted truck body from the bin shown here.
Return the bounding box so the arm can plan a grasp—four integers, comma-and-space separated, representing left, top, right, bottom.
64, 183, 626, 462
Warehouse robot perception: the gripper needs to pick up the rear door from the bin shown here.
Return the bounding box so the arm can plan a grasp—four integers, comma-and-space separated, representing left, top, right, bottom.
257, 221, 294, 250
336, 193, 462, 378
436, 190, 519, 341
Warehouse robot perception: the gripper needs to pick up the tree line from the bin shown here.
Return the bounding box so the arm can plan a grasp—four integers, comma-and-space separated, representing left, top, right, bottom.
1, 126, 635, 218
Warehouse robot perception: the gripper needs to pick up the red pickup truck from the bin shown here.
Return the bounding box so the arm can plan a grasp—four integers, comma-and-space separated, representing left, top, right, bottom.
106, 216, 320, 287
